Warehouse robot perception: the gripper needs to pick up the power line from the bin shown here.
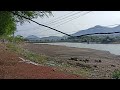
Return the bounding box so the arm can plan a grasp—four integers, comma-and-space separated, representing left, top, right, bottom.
17, 12, 78, 32
17, 12, 84, 34
15, 11, 120, 37
46, 12, 84, 26
11, 11, 72, 37
43, 11, 75, 24
17, 11, 88, 34
46, 11, 83, 25
18, 22, 120, 33
15, 12, 120, 37
16, 11, 120, 38
54, 11, 92, 28
45, 31, 78, 36
40, 11, 92, 35
37, 11, 92, 36
39, 23, 120, 37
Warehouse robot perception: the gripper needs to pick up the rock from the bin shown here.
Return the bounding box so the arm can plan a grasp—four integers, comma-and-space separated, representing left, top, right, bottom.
52, 69, 55, 71
93, 65, 98, 68
95, 60, 102, 63
83, 59, 89, 63
111, 64, 115, 67
76, 63, 91, 68
79, 59, 89, 63
99, 60, 102, 62
69, 57, 78, 61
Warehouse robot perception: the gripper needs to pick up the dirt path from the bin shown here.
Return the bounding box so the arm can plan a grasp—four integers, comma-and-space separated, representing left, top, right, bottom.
0, 43, 82, 79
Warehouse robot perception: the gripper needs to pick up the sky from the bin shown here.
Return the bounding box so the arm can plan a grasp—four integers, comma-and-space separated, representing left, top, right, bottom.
15, 11, 120, 38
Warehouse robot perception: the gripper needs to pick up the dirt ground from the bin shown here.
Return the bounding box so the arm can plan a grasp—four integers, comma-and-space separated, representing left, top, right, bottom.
0, 43, 82, 79
22, 43, 120, 79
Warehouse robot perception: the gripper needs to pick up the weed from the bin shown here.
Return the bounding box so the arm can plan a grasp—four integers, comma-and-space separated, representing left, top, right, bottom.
6, 43, 47, 64
112, 69, 120, 79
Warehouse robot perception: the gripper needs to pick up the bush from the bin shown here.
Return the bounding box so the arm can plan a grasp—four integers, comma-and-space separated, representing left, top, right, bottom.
112, 69, 120, 79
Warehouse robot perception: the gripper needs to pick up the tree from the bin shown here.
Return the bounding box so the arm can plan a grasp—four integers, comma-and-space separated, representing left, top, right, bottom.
0, 11, 52, 36
11, 11, 52, 24
0, 11, 16, 36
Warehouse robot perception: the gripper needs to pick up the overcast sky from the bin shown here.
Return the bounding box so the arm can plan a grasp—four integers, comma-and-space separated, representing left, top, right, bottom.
15, 11, 120, 38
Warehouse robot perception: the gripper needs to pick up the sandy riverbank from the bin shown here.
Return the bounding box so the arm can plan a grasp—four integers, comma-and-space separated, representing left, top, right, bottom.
22, 43, 120, 79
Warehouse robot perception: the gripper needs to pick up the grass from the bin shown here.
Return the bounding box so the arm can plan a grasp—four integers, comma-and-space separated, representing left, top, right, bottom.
46, 58, 91, 77
6, 43, 48, 64
57, 66, 91, 78
112, 69, 120, 79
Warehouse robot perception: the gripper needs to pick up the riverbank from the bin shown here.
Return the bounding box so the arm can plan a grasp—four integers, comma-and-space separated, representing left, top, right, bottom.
0, 43, 82, 79
22, 43, 120, 79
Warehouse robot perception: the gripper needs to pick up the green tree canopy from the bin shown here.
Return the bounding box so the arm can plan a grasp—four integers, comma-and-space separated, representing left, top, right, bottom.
0, 11, 52, 36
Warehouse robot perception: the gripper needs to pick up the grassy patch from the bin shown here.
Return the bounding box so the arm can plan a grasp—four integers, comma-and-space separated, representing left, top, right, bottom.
6, 43, 48, 64
56, 65, 91, 78
112, 69, 120, 79
47, 59, 91, 77
23, 51, 47, 63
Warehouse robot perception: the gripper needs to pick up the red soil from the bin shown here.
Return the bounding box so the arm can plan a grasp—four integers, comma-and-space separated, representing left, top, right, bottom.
0, 44, 83, 79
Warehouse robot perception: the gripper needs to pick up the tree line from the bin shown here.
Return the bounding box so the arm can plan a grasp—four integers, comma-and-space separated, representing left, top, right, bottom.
66, 35, 120, 44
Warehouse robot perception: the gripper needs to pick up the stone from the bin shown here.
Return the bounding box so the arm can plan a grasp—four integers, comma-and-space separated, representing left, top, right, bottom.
69, 57, 78, 61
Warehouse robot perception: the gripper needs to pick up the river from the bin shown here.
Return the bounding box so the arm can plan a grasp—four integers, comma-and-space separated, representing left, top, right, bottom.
34, 42, 120, 55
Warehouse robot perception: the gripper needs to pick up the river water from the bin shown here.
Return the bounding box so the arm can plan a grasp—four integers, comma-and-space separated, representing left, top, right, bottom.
35, 42, 120, 55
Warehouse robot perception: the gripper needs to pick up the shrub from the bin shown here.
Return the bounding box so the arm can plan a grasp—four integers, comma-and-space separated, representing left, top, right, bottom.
112, 69, 120, 79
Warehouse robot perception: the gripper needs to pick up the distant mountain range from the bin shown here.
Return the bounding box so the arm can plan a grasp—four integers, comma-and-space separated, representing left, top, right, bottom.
25, 35, 63, 41
25, 25, 120, 41
25, 35, 40, 41
72, 25, 120, 36
39, 36, 63, 41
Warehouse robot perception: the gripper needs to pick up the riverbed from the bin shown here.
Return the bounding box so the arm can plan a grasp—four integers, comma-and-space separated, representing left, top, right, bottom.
22, 43, 120, 79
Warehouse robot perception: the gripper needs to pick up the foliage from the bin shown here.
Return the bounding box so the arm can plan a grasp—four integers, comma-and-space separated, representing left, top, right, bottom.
6, 35, 24, 43
6, 43, 48, 64
63, 35, 120, 44
112, 69, 120, 79
0, 11, 52, 36
11, 11, 52, 24
0, 11, 16, 36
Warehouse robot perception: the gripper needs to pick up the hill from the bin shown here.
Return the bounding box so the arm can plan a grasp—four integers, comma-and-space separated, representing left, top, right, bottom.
39, 36, 62, 41
72, 25, 120, 36
25, 35, 40, 41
